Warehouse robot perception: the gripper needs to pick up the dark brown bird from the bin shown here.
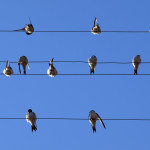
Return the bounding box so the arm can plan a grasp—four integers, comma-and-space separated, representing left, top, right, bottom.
26, 109, 37, 132
91, 17, 101, 34
47, 58, 58, 77
89, 110, 106, 133
18, 56, 29, 75
132, 55, 141, 75
15, 18, 34, 35
88, 55, 97, 74
3, 61, 13, 77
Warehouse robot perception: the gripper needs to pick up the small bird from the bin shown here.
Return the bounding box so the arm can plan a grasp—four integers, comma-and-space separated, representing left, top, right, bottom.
91, 17, 101, 34
3, 61, 13, 77
88, 55, 97, 74
47, 58, 58, 77
89, 110, 106, 133
132, 55, 141, 75
15, 18, 34, 35
18, 56, 30, 75
26, 109, 37, 132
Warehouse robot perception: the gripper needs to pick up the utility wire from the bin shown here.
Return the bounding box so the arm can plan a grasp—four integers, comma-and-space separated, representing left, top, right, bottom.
0, 30, 149, 33
1, 60, 150, 64
34, 30, 150, 33
1, 73, 150, 76
0, 118, 150, 121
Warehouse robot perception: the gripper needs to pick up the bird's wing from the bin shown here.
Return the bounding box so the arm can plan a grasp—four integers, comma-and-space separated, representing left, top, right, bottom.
132, 57, 135, 62
26, 113, 30, 122
89, 112, 92, 120
27, 64, 30, 70
96, 113, 106, 129
31, 112, 37, 121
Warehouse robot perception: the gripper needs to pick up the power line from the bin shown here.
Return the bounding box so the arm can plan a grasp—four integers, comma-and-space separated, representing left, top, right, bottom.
1, 73, 150, 76
34, 30, 150, 33
0, 30, 149, 33
0, 60, 150, 64
0, 118, 150, 121
102, 31, 150, 33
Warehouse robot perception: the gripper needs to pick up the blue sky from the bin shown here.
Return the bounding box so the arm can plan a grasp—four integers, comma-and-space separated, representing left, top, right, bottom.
0, 0, 150, 149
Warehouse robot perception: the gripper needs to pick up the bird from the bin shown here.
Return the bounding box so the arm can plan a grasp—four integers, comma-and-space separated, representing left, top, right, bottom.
88, 55, 97, 74
89, 110, 106, 133
132, 55, 141, 75
3, 61, 13, 77
91, 17, 101, 34
26, 109, 37, 132
47, 58, 58, 77
18, 56, 30, 75
15, 17, 34, 35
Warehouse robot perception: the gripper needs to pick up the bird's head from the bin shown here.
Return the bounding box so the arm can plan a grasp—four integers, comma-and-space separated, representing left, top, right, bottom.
28, 109, 32, 113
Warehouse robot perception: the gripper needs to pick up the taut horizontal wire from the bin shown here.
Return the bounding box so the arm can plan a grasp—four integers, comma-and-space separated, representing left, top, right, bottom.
0, 30, 149, 33
0, 60, 150, 64
1, 73, 150, 76
0, 118, 150, 121
15, 30, 150, 33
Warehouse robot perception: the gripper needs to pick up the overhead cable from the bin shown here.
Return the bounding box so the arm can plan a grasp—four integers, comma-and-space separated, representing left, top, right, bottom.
0, 117, 149, 121
1, 73, 150, 76
0, 60, 150, 64
0, 30, 149, 33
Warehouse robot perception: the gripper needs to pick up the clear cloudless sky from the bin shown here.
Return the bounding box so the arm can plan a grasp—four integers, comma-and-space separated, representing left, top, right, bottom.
0, 0, 150, 149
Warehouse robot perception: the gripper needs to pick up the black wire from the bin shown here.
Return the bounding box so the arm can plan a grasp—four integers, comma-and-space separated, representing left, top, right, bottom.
13, 30, 150, 33
1, 73, 150, 76
23, 61, 150, 64
0, 118, 150, 121
1, 60, 150, 64
0, 30, 149, 33
101, 31, 150, 33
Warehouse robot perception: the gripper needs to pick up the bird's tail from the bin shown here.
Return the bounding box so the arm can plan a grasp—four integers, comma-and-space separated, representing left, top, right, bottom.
95, 17, 98, 24
18, 63, 21, 74
90, 68, 94, 74
29, 17, 32, 24
134, 69, 137, 75
23, 65, 26, 75
92, 126, 96, 133
32, 125, 37, 132
14, 27, 25, 32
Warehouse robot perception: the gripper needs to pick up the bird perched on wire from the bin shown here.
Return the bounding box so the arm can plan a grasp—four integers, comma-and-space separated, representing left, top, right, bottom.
91, 17, 101, 34
18, 56, 30, 75
132, 55, 141, 75
89, 110, 106, 133
26, 109, 37, 132
3, 61, 13, 77
15, 18, 34, 35
47, 58, 58, 77
88, 55, 97, 74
